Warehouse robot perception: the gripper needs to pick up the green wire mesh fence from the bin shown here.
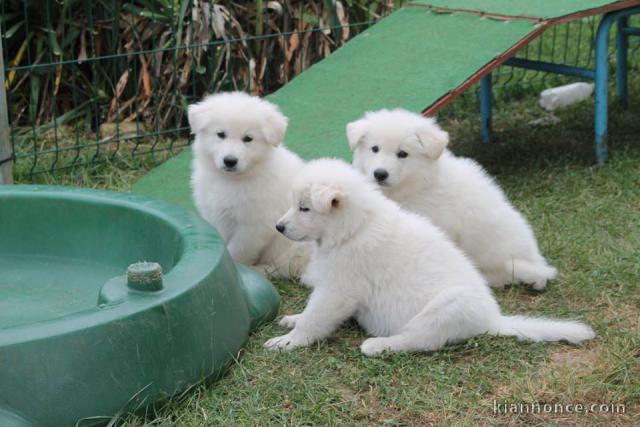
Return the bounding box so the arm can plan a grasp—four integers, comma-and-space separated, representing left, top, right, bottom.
1, 0, 400, 177
1, 2, 639, 178
492, 15, 640, 96
447, 14, 640, 112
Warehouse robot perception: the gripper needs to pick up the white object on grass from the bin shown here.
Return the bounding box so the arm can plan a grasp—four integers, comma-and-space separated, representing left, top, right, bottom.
539, 82, 594, 112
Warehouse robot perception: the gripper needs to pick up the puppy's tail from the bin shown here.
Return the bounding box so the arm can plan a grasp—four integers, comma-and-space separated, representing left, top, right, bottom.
496, 315, 595, 344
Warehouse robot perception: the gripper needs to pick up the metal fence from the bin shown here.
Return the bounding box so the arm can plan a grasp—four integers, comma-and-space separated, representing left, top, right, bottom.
492, 15, 640, 96
1, 0, 400, 178
1, 2, 639, 179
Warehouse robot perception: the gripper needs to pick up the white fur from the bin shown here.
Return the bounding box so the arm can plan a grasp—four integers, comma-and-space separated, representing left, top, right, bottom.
349, 109, 557, 290
264, 159, 594, 355
189, 92, 310, 279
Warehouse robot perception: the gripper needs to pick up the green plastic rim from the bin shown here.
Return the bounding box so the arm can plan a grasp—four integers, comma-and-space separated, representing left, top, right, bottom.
0, 185, 279, 426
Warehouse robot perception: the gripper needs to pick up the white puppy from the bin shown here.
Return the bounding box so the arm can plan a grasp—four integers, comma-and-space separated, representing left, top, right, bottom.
349, 109, 557, 290
189, 92, 309, 279
264, 159, 594, 355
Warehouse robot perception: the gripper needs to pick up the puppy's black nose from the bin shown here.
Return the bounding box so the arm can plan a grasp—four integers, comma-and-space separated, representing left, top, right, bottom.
373, 168, 389, 182
275, 223, 285, 233
223, 156, 238, 168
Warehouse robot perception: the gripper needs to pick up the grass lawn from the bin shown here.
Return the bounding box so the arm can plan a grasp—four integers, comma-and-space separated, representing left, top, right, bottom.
18, 78, 640, 425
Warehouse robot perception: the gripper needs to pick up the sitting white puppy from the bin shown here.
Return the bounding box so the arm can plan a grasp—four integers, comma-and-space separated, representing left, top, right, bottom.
348, 109, 557, 290
189, 92, 309, 279
264, 159, 594, 355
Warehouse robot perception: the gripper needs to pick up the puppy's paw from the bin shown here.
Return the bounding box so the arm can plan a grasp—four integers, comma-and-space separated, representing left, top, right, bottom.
279, 314, 302, 329
251, 264, 273, 277
299, 279, 315, 289
264, 331, 310, 352
360, 337, 394, 357
300, 272, 316, 288
532, 279, 548, 291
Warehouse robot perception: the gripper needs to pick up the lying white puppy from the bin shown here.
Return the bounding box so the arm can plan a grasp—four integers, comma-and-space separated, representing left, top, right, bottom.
189, 91, 309, 279
265, 159, 594, 355
349, 109, 557, 290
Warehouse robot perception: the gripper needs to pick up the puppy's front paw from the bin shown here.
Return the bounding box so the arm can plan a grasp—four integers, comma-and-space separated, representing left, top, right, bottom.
264, 331, 310, 352
251, 264, 273, 277
299, 272, 315, 288
360, 337, 393, 357
279, 314, 302, 329
532, 279, 548, 291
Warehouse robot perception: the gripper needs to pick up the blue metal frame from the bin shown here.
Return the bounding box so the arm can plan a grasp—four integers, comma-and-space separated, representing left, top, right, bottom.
504, 58, 595, 80
479, 6, 640, 165
616, 17, 629, 106
480, 75, 492, 144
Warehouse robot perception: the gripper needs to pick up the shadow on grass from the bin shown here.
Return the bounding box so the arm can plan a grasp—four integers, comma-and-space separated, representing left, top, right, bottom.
444, 94, 640, 178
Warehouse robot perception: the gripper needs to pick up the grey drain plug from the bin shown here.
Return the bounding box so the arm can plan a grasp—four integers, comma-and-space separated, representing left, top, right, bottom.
127, 262, 163, 292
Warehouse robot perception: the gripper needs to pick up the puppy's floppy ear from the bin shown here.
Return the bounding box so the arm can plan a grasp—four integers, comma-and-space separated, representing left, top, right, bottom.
346, 119, 368, 151
261, 105, 288, 147
188, 101, 210, 134
415, 118, 449, 160
310, 184, 344, 214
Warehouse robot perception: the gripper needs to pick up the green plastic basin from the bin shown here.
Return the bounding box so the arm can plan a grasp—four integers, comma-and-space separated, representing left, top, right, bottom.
0, 186, 279, 427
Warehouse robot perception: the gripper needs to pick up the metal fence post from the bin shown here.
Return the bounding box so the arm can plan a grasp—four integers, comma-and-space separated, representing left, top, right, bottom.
616, 17, 629, 107
0, 29, 13, 184
479, 74, 492, 144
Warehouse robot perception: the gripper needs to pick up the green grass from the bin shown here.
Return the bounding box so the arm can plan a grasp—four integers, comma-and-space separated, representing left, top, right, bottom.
18, 76, 640, 425
14, 148, 180, 190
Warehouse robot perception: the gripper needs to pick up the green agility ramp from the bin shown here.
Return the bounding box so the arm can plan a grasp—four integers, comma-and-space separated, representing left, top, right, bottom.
133, 1, 638, 208
0, 186, 279, 426
133, 6, 537, 209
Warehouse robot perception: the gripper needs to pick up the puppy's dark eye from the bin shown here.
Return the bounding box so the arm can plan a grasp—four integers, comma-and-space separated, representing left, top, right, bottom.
371, 145, 379, 153
217, 131, 226, 139
242, 135, 253, 143
299, 206, 310, 212
397, 150, 409, 159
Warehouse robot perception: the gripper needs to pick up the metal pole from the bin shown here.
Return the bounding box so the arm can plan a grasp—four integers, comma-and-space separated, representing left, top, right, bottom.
615, 17, 629, 107
593, 6, 640, 166
480, 74, 492, 144
504, 57, 596, 80
0, 28, 13, 184
594, 14, 612, 167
